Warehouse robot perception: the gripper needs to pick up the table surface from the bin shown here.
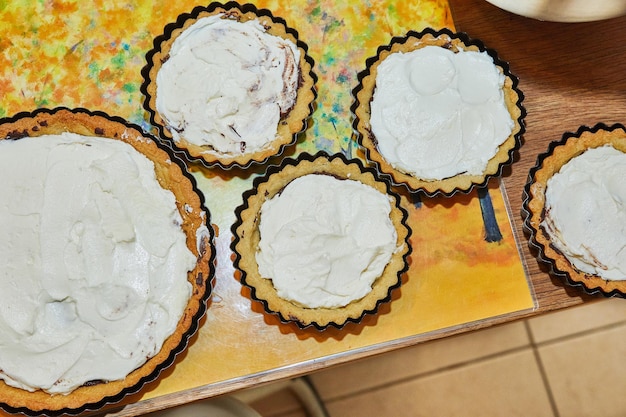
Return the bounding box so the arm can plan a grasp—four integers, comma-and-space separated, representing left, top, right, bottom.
449, 0, 626, 310
106, 2, 626, 415
3, 1, 626, 416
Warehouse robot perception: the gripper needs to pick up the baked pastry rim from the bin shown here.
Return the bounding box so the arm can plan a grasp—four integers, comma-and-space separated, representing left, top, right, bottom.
522, 122, 626, 298
351, 27, 526, 197
141, 1, 317, 170
231, 151, 412, 330
0, 106, 215, 414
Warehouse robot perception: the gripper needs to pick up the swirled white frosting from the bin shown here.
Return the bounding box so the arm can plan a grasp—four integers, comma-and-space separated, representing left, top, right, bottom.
0, 133, 196, 394
370, 45, 514, 180
255, 174, 398, 308
542, 145, 626, 280
156, 14, 301, 156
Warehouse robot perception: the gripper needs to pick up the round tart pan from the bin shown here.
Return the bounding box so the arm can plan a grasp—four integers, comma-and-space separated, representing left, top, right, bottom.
141, 1, 317, 170
522, 122, 626, 298
352, 27, 526, 197
0, 107, 215, 415
231, 151, 412, 330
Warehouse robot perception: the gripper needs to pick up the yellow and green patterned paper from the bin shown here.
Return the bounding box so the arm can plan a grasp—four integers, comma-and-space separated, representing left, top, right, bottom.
0, 0, 535, 408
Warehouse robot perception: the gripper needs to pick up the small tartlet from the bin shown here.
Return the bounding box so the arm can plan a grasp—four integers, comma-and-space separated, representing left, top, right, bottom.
523, 123, 626, 297
352, 27, 525, 196
231, 152, 412, 330
0, 107, 215, 415
141, 1, 317, 170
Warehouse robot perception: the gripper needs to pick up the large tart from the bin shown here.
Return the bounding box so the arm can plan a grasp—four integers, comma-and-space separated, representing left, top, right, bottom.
523, 123, 626, 297
142, 2, 317, 169
352, 28, 525, 196
231, 152, 411, 330
0, 107, 214, 414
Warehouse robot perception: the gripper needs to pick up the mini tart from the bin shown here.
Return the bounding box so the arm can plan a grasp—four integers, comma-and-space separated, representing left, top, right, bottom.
352, 27, 525, 196
0, 107, 215, 415
231, 152, 411, 330
142, 2, 317, 170
523, 123, 626, 297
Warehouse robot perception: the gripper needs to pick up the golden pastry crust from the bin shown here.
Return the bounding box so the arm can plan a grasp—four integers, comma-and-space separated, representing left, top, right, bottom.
524, 123, 626, 296
142, 2, 316, 169
0, 107, 214, 413
353, 28, 524, 196
232, 153, 411, 330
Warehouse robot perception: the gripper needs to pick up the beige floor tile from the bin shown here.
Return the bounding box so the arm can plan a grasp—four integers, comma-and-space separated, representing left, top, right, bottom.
310, 320, 530, 400
246, 387, 303, 416
538, 323, 626, 417
527, 298, 626, 344
325, 349, 553, 417
267, 412, 307, 417
250, 397, 308, 417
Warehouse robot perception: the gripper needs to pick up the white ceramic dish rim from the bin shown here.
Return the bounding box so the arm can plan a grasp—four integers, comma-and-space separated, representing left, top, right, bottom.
485, 0, 626, 22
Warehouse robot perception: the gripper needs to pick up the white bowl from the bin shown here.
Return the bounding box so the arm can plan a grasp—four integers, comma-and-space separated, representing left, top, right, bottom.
485, 0, 626, 22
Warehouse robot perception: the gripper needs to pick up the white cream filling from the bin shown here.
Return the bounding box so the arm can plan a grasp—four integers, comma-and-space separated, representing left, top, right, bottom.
255, 174, 398, 309
370, 45, 514, 180
542, 145, 626, 280
0, 133, 196, 394
156, 14, 301, 156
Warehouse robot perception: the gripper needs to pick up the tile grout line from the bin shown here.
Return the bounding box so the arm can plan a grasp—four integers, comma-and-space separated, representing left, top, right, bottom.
525, 319, 560, 417
313, 319, 626, 412
319, 344, 533, 405
533, 319, 626, 349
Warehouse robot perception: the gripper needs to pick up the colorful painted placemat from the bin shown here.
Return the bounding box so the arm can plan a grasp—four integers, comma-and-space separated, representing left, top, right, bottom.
0, 0, 535, 409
